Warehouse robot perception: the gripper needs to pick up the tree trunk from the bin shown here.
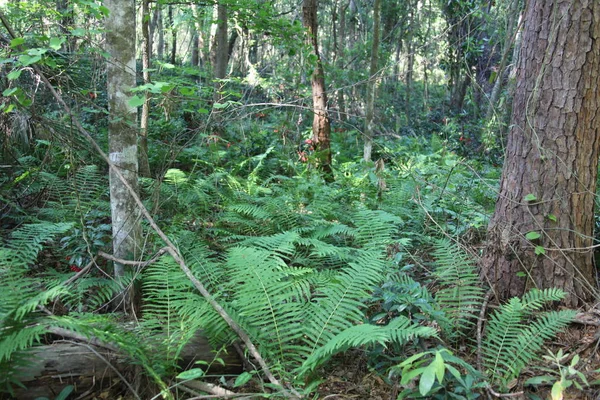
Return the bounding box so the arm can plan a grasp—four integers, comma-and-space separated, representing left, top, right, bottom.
214, 2, 228, 80
303, 0, 334, 181
485, 0, 522, 121
363, 0, 380, 162
168, 5, 176, 65
105, 0, 142, 313
482, 0, 600, 307
139, 0, 152, 178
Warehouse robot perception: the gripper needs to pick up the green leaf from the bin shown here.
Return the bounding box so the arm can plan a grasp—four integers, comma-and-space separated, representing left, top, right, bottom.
54, 385, 74, 400
128, 95, 145, 108
516, 271, 527, 277
233, 372, 253, 388
524, 193, 537, 202
433, 351, 445, 384
525, 376, 554, 385
198, 108, 209, 114
526, 231, 541, 240
419, 361, 437, 395
213, 102, 227, 109
49, 37, 65, 50
18, 54, 41, 66
534, 246, 545, 255
547, 214, 557, 222
10, 37, 25, 48
7, 70, 21, 80
71, 28, 86, 37
176, 368, 205, 380
3, 87, 18, 96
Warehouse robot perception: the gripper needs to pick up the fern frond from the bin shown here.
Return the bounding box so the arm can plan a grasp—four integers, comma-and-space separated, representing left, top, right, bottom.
482, 289, 575, 390
298, 316, 436, 376
303, 253, 385, 359
432, 239, 484, 337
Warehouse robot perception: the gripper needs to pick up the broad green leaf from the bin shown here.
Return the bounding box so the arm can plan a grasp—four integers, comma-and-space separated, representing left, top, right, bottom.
71, 28, 86, 37
10, 37, 25, 48
7, 70, 21, 80
551, 379, 564, 400
198, 108, 209, 114
213, 102, 227, 109
419, 361, 437, 395
176, 368, 204, 380
524, 193, 537, 202
3, 87, 18, 96
433, 351, 445, 384
525, 231, 541, 240
547, 214, 557, 222
128, 95, 145, 108
19, 54, 41, 66
535, 246, 545, 255
49, 37, 65, 50
55, 385, 74, 400
400, 367, 425, 386
233, 372, 253, 387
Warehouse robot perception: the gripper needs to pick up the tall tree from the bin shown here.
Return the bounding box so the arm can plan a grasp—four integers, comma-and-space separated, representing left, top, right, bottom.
105, 0, 142, 312
139, 0, 151, 177
363, 0, 380, 162
303, 0, 333, 180
482, 0, 600, 307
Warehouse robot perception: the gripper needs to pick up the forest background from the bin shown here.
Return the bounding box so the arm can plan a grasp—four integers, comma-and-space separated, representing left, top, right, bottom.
1, 0, 600, 399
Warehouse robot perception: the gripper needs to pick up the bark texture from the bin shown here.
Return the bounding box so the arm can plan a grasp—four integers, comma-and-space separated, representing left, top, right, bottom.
139, 0, 151, 178
303, 0, 334, 181
482, 0, 600, 307
105, 0, 142, 311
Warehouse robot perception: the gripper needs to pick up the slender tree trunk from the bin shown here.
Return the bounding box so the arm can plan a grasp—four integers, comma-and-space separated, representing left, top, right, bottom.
405, 2, 415, 123
56, 0, 75, 51
336, 1, 347, 122
191, 20, 199, 67
482, 0, 600, 307
157, 5, 164, 60
139, 0, 151, 177
168, 5, 176, 64
363, 0, 380, 162
105, 0, 142, 313
303, 0, 334, 181
485, 0, 522, 120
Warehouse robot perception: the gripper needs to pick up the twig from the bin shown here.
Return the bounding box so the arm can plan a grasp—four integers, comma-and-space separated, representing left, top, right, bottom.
182, 381, 238, 397
98, 247, 168, 268
63, 256, 96, 286
486, 385, 524, 398
0, 11, 290, 396
55, 340, 141, 400
477, 289, 493, 372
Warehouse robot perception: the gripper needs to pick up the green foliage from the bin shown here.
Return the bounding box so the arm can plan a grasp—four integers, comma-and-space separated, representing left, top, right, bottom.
482, 288, 576, 391
432, 239, 485, 338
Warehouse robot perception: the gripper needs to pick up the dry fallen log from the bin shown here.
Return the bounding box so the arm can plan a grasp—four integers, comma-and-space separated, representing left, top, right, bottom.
7, 332, 242, 400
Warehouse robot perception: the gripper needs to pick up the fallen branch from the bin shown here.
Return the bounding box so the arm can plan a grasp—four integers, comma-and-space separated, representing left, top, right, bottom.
98, 247, 168, 268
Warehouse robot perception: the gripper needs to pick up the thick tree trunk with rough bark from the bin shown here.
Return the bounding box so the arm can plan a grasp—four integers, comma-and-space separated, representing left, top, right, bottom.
482, 0, 600, 307
105, 0, 142, 312
303, 0, 333, 181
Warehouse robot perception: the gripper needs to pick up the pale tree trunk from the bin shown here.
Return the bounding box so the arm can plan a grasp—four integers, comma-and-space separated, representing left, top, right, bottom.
363, 0, 380, 162
168, 5, 176, 64
156, 5, 164, 60
105, 0, 142, 313
191, 16, 199, 67
482, 0, 600, 307
303, 0, 333, 181
139, 0, 151, 177
404, 0, 416, 123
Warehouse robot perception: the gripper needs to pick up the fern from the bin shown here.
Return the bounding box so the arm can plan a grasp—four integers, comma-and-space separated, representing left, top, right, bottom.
299, 316, 436, 376
432, 239, 484, 338
482, 288, 575, 390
